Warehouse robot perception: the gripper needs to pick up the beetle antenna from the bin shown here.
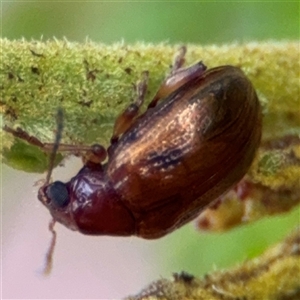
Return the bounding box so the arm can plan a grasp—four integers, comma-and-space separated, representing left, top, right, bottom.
45, 108, 64, 185
43, 219, 57, 276
41, 108, 63, 276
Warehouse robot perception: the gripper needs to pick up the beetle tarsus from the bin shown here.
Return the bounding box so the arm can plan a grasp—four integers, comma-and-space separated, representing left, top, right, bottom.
170, 45, 187, 73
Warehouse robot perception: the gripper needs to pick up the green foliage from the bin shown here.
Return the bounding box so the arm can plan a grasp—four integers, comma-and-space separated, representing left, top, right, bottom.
2, 140, 63, 173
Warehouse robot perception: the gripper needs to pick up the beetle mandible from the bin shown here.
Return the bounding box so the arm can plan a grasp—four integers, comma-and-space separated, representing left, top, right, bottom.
6, 47, 262, 240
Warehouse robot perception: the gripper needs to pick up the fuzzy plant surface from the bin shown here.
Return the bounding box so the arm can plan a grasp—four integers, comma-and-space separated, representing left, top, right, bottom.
2, 40, 299, 167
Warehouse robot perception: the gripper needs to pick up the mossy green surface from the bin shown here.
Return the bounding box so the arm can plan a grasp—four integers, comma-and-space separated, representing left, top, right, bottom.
2, 40, 300, 175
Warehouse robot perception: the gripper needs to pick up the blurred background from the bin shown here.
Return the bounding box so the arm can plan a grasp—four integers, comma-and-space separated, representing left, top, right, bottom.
2, 2, 299, 299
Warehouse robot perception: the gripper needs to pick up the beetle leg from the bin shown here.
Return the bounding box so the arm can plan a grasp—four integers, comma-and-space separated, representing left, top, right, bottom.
3, 125, 107, 166
110, 70, 149, 145
170, 45, 187, 73
4, 125, 48, 149
147, 47, 207, 109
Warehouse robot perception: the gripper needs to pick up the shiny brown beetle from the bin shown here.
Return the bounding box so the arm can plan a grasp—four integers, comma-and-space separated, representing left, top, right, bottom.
5, 47, 262, 240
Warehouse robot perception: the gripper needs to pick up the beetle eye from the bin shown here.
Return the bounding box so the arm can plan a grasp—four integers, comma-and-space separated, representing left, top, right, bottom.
46, 181, 70, 208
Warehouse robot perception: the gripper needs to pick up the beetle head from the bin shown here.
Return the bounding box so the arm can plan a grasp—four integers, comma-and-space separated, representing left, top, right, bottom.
38, 180, 78, 231
38, 169, 136, 236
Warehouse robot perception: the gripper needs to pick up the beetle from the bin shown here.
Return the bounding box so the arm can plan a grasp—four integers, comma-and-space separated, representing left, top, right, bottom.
5, 47, 262, 240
